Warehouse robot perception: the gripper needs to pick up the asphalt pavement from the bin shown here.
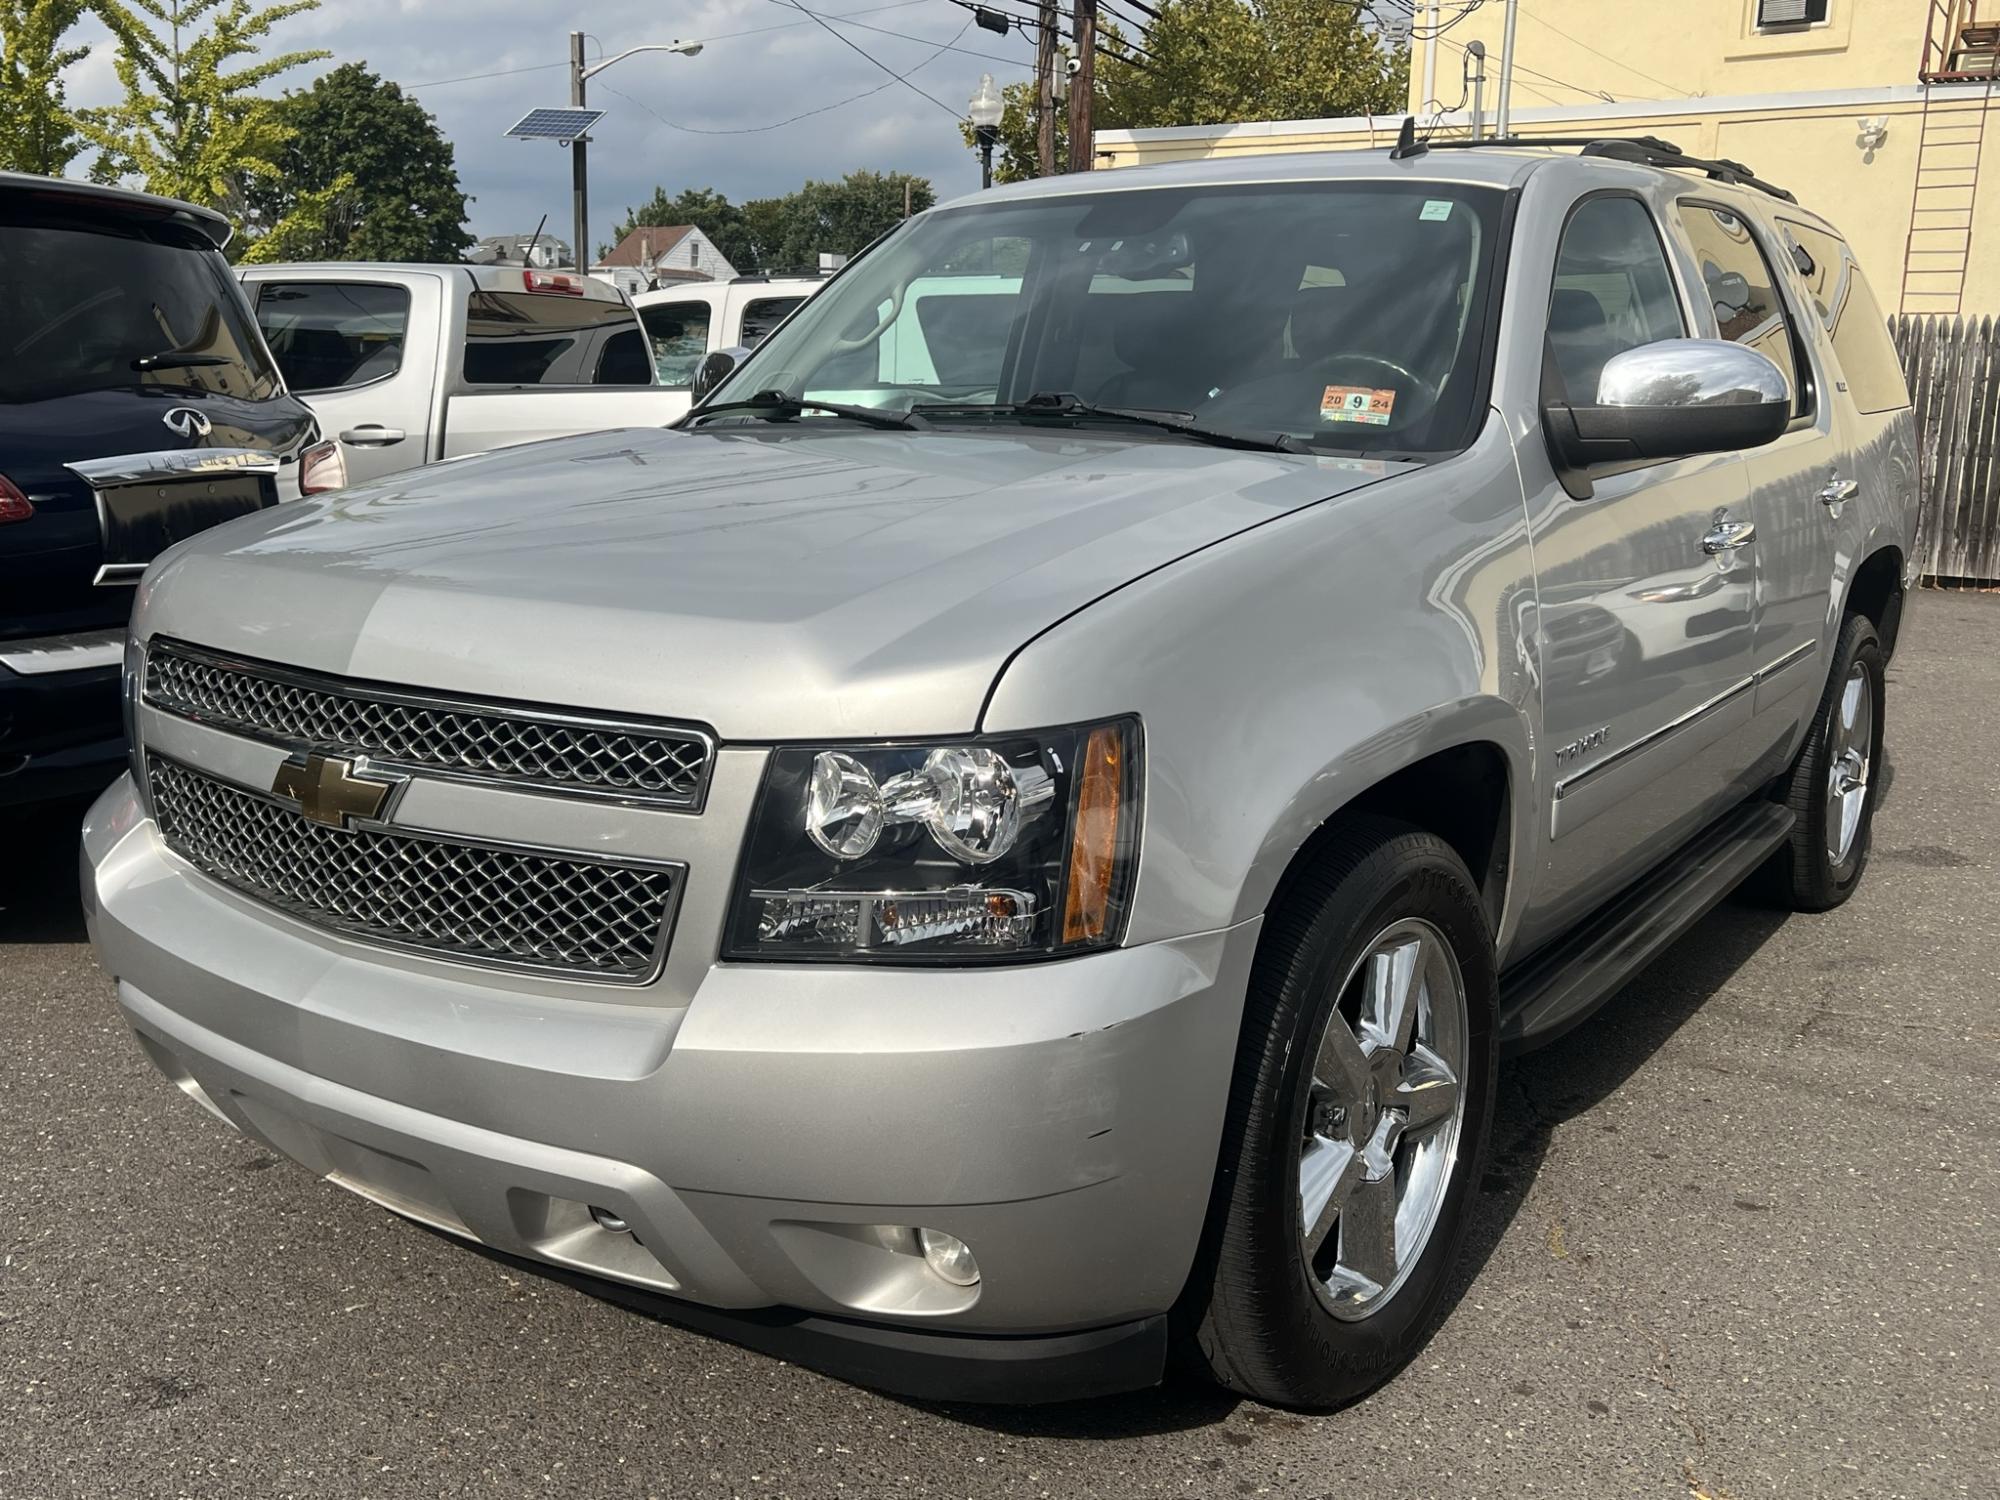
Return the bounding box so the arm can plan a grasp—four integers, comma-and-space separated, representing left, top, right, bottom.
2, 592, 1994, 1500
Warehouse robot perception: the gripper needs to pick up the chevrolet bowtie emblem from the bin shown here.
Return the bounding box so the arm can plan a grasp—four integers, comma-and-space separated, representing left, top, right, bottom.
271, 752, 398, 828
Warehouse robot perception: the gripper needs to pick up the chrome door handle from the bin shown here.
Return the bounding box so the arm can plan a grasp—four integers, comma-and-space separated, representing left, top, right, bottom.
1701, 518, 1758, 554
339, 425, 406, 447
1819, 476, 1859, 508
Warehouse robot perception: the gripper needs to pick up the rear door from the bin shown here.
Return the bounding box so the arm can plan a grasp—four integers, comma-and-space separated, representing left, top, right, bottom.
247, 272, 442, 483
446, 282, 673, 455
1668, 199, 1847, 734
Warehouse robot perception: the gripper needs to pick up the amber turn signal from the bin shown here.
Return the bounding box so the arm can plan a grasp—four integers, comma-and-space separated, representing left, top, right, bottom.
1062, 724, 1126, 944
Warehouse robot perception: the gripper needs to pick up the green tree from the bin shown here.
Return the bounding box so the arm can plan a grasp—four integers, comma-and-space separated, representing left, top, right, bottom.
80, 0, 330, 252
970, 0, 1408, 183
762, 170, 934, 271
611, 185, 754, 271
610, 173, 933, 275
245, 63, 472, 262
0, 0, 91, 174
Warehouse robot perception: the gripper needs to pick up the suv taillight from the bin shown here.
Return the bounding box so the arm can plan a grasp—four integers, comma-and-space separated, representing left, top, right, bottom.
300, 440, 347, 496
0, 473, 31, 524
523, 270, 585, 296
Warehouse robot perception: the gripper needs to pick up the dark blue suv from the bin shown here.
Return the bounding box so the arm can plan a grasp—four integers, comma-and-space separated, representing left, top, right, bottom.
1, 173, 320, 805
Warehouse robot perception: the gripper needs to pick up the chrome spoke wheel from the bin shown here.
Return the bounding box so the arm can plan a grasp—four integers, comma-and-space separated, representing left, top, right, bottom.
1298, 917, 1469, 1320
1825, 660, 1874, 866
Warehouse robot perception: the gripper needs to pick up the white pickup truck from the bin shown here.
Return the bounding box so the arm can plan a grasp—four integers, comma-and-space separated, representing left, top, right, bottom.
632, 274, 828, 418
238, 263, 680, 485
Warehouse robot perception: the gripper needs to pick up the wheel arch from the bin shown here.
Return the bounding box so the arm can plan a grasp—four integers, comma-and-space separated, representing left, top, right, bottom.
1240, 699, 1532, 956
1843, 542, 1906, 658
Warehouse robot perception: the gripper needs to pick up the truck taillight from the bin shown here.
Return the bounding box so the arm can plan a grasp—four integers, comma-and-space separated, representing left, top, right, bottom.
523, 270, 586, 295
300, 440, 348, 496
0, 473, 30, 524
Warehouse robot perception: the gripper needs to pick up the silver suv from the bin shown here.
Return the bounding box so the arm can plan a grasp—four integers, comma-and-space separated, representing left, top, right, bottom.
83, 139, 1917, 1409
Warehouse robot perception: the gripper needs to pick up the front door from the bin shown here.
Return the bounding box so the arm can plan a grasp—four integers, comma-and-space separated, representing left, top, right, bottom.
1523, 193, 1764, 945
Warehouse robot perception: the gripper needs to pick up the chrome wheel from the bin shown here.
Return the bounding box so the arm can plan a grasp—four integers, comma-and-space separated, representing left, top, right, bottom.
1825, 660, 1874, 866
1298, 917, 1468, 1321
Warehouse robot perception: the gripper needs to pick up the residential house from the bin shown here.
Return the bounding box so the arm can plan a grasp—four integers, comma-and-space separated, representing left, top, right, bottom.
591, 225, 739, 299
1096, 0, 2000, 314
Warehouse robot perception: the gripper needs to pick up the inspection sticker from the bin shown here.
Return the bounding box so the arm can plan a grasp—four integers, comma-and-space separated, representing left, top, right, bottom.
1320, 385, 1396, 426
1420, 198, 1453, 221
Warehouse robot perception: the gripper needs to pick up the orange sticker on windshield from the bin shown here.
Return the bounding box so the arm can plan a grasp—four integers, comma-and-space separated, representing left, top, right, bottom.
1320, 385, 1395, 426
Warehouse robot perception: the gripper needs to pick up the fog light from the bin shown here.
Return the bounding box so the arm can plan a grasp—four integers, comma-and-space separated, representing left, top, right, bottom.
918, 1227, 980, 1287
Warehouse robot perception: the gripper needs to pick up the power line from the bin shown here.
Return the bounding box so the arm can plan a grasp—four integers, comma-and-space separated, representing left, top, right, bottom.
771, 0, 963, 116
596, 17, 975, 135
1515, 4, 1694, 99
401, 0, 940, 90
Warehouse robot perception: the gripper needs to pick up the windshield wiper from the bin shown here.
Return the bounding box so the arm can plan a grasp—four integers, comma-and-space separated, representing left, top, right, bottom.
912, 392, 1303, 454
131, 349, 233, 372
688, 389, 925, 431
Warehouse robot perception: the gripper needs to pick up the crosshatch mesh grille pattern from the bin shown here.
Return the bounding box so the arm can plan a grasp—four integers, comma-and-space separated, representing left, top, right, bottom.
144, 643, 710, 805
148, 757, 676, 981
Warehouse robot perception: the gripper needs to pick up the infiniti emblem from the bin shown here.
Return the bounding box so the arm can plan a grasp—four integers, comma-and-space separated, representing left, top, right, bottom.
162, 407, 212, 438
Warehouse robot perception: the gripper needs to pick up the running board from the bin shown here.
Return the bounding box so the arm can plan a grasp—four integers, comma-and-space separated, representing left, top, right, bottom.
1498, 800, 1795, 1054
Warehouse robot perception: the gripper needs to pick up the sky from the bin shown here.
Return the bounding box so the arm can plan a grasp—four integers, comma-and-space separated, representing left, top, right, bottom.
57, 0, 1042, 247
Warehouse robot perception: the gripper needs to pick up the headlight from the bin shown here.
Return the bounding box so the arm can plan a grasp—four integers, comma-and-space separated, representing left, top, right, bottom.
726, 719, 1142, 962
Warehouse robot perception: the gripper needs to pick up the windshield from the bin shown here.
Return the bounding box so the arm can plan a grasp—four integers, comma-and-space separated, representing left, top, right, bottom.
711, 180, 1504, 453
0, 222, 281, 405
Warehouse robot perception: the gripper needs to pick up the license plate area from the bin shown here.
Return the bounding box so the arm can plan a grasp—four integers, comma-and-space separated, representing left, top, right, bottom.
94, 472, 274, 584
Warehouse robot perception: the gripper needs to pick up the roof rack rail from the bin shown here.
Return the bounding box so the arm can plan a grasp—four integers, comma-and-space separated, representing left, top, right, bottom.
1422, 134, 1796, 203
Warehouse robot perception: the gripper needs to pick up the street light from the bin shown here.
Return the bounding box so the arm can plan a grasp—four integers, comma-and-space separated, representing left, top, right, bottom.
566, 31, 704, 273
968, 73, 1004, 190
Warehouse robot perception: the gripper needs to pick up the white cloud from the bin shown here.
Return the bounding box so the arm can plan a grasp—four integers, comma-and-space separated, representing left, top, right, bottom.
57, 0, 1036, 243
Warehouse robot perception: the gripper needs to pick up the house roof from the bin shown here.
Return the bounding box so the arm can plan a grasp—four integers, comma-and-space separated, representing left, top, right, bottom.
595, 224, 694, 268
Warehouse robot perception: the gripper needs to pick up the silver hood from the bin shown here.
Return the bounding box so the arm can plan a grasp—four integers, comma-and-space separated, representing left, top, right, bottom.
137, 426, 1412, 738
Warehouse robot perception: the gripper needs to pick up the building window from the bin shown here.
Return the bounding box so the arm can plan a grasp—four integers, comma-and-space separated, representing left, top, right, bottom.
1755, 0, 1829, 31
690, 240, 700, 267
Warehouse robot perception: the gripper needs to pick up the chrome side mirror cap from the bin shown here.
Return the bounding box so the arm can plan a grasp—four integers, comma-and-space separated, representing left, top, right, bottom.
1545, 338, 1791, 498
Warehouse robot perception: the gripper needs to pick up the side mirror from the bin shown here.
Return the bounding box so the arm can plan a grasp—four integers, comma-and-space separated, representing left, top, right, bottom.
1544, 338, 1789, 495
692, 345, 751, 403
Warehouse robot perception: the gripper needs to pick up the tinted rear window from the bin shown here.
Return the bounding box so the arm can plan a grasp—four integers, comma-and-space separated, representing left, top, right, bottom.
254, 281, 410, 392
0, 222, 279, 404
740, 296, 804, 345
1781, 220, 1911, 415
462, 290, 652, 386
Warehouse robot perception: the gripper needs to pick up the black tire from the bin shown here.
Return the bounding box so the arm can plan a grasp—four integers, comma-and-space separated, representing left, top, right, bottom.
1757, 613, 1886, 912
1188, 817, 1498, 1409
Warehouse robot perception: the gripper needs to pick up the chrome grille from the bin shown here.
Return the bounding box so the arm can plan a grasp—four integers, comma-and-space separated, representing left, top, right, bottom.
144, 640, 712, 808
148, 756, 679, 982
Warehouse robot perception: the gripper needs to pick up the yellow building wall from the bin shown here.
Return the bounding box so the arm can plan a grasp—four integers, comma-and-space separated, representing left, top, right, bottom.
1407, 0, 1931, 114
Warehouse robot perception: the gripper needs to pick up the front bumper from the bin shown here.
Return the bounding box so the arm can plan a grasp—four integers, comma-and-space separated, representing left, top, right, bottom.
84, 776, 1257, 1400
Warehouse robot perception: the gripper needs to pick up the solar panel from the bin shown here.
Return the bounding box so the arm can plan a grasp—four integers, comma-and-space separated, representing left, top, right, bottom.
506, 107, 605, 142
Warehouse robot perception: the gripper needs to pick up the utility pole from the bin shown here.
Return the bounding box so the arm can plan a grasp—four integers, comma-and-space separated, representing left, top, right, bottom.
1067, 0, 1096, 172
1494, 0, 1520, 139
1466, 40, 1487, 141
1419, 0, 1438, 119
569, 30, 589, 271
1035, 0, 1057, 176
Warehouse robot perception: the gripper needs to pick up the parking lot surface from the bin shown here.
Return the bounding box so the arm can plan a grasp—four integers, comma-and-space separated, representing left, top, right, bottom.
2, 593, 1993, 1500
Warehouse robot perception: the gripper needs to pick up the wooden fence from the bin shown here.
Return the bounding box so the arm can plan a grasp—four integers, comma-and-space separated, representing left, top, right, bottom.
1894, 314, 2000, 586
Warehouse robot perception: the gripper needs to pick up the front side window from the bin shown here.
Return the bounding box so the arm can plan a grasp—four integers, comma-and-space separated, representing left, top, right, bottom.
639, 300, 712, 386
1780, 220, 1910, 415
1678, 202, 1806, 413
1546, 195, 1686, 403
711, 182, 1506, 455
462, 291, 652, 387
253, 281, 410, 392
0, 222, 280, 405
